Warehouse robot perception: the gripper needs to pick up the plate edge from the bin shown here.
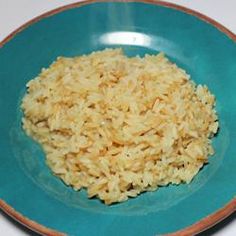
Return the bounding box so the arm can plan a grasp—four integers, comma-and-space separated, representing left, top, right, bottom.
0, 198, 235, 235
0, 0, 235, 48
0, 199, 66, 236
166, 198, 236, 236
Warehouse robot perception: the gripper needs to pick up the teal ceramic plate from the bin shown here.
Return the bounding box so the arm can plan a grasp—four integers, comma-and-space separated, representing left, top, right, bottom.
0, 1, 235, 235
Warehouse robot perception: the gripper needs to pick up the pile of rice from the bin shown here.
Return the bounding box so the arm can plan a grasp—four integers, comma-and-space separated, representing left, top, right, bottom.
21, 48, 218, 204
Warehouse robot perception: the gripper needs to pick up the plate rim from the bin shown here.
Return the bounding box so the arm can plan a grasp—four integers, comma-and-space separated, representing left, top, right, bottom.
0, 0, 235, 48
0, 0, 235, 235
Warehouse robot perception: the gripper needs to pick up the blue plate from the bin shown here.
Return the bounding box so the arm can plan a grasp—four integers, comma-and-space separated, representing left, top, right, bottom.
0, 1, 235, 235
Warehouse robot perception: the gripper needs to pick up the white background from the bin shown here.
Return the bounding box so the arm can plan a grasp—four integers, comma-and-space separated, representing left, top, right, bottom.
0, 0, 235, 235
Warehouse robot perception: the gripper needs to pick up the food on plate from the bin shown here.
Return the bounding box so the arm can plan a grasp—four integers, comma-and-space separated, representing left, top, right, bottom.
21, 48, 218, 204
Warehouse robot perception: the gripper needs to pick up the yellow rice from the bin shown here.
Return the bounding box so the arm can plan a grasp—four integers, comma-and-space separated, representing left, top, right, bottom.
21, 48, 218, 204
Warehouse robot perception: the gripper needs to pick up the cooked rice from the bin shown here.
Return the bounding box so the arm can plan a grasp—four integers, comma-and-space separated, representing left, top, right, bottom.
21, 48, 218, 204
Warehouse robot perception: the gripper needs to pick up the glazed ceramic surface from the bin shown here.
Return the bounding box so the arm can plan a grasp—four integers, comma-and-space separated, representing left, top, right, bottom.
0, 1, 235, 235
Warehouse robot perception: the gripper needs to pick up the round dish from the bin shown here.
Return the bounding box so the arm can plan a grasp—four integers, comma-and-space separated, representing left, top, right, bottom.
0, 1, 235, 235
